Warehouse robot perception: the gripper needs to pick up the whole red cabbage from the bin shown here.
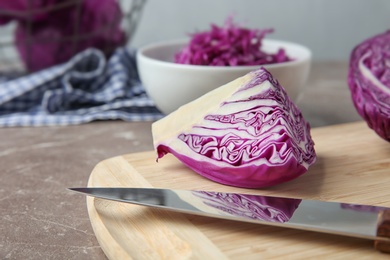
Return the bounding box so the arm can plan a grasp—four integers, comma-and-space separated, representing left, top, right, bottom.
174, 17, 291, 66
348, 30, 390, 141
0, 0, 59, 25
3, 0, 125, 71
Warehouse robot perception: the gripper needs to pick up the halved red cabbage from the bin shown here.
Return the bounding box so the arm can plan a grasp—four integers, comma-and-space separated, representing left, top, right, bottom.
174, 17, 291, 66
152, 68, 316, 188
348, 30, 390, 141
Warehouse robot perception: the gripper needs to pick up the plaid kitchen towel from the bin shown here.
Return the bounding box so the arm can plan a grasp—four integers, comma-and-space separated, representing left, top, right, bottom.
0, 47, 163, 127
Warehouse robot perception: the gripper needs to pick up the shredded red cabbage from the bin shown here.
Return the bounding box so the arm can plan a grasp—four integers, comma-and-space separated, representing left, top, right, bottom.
174, 17, 291, 66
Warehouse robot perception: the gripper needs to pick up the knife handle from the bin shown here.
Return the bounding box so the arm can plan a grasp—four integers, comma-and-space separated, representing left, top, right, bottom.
375, 209, 390, 253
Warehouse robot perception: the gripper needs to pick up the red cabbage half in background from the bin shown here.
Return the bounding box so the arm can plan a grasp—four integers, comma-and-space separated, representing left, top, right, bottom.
174, 17, 291, 66
152, 68, 316, 188
348, 30, 390, 141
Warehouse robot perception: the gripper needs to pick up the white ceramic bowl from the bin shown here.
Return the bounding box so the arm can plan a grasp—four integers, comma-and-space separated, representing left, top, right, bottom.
137, 39, 311, 114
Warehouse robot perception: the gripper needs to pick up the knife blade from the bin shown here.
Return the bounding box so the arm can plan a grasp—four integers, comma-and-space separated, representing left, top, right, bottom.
69, 187, 390, 247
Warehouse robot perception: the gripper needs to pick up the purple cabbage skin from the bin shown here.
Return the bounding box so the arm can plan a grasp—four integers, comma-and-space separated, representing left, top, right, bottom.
175, 17, 292, 66
155, 68, 316, 188
193, 191, 301, 223
348, 30, 390, 141
0, 0, 59, 25
2, 0, 125, 72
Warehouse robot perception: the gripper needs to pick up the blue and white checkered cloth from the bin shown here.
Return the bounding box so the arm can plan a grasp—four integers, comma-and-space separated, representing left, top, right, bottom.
0, 47, 163, 127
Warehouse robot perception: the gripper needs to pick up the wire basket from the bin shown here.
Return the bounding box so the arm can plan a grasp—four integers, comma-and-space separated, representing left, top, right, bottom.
0, 0, 146, 74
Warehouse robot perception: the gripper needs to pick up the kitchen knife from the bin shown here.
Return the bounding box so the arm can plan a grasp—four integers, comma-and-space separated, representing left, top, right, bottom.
69, 187, 390, 252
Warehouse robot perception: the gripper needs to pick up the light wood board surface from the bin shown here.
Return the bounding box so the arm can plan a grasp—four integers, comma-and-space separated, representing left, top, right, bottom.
86, 121, 390, 259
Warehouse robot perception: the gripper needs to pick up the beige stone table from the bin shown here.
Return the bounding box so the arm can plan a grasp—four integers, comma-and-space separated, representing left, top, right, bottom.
0, 62, 363, 259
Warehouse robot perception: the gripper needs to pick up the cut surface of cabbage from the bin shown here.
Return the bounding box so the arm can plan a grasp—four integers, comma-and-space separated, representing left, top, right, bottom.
348, 30, 390, 141
152, 68, 316, 188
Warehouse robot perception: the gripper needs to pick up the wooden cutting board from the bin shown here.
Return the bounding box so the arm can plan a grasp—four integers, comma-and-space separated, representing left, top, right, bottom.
86, 121, 390, 259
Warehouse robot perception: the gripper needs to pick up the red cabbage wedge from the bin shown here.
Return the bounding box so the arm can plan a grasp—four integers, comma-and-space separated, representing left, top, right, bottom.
152, 68, 316, 188
348, 30, 390, 141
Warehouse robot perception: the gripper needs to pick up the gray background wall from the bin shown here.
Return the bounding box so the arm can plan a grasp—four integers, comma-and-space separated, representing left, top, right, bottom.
131, 0, 390, 61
